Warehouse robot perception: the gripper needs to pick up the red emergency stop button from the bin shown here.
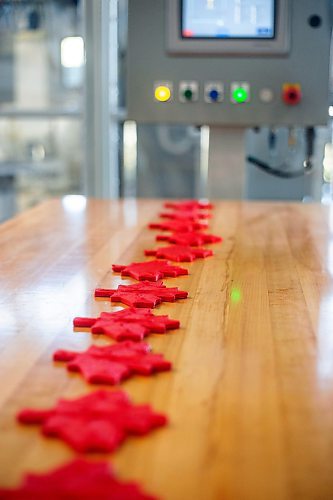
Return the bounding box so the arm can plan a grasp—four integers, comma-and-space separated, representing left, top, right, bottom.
282, 83, 302, 105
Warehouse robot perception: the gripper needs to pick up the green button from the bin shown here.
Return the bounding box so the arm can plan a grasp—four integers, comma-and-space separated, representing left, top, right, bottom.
184, 88, 193, 100
232, 87, 248, 103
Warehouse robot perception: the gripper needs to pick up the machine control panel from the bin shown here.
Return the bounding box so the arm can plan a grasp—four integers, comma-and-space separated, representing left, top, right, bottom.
127, 0, 330, 126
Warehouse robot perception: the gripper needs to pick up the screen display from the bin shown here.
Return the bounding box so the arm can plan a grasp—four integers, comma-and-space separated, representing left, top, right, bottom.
182, 0, 276, 39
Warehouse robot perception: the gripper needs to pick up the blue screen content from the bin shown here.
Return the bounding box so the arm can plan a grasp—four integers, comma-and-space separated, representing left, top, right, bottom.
182, 0, 275, 39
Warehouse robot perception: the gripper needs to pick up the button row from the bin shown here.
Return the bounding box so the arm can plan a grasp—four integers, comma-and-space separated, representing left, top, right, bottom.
154, 81, 302, 106
155, 81, 250, 104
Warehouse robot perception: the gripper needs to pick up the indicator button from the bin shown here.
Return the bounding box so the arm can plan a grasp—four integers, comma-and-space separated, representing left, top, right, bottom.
282, 83, 302, 105
154, 85, 171, 102
259, 88, 274, 103
209, 89, 220, 102
204, 82, 224, 103
230, 82, 250, 103
183, 88, 193, 101
179, 81, 199, 103
232, 87, 248, 103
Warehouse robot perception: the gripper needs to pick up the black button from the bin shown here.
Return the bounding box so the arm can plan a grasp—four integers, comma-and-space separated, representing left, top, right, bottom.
308, 15, 322, 28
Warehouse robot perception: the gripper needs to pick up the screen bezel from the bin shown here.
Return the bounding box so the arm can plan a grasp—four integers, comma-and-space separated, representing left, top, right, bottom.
181, 0, 277, 41
167, 0, 290, 56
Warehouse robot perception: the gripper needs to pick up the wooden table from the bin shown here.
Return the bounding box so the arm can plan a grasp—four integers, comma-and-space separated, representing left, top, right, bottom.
1, 198, 333, 500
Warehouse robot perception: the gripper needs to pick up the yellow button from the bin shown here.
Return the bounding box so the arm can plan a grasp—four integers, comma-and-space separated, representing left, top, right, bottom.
154, 85, 171, 102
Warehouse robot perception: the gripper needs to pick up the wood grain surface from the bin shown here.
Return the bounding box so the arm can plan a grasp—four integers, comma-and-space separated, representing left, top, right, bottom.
0, 198, 333, 500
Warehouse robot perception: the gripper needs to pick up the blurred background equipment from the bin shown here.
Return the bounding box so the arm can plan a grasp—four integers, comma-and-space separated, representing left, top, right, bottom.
0, 0, 333, 223
0, 0, 83, 222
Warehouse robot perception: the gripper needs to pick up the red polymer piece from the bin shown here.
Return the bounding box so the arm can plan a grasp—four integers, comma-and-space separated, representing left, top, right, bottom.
73, 307, 180, 342
144, 245, 213, 262
164, 200, 213, 210
157, 231, 222, 246
0, 458, 156, 499
112, 260, 188, 281
53, 341, 172, 385
17, 390, 167, 454
159, 210, 212, 220
149, 220, 208, 232
95, 280, 188, 308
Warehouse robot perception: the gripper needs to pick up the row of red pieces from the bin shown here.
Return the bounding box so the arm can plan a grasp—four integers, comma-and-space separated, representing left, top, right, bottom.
14, 306, 182, 456
149, 200, 214, 232
67, 201, 222, 385
16, 202, 215, 450
64, 199, 220, 386
128, 201, 221, 268
145, 201, 221, 260
99, 202, 221, 308
5, 200, 217, 499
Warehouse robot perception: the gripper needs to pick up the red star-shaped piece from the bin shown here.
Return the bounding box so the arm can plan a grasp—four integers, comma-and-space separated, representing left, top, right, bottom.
17, 390, 167, 453
95, 280, 188, 308
159, 210, 212, 220
0, 458, 156, 499
157, 231, 222, 246
164, 200, 213, 210
112, 260, 188, 281
54, 341, 172, 385
144, 245, 213, 262
73, 307, 180, 342
149, 220, 208, 232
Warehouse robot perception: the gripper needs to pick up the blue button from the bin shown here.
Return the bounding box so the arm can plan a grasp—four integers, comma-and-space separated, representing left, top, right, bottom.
209, 89, 219, 101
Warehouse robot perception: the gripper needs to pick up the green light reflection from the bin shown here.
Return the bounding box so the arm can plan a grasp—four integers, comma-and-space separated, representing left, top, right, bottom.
231, 286, 242, 304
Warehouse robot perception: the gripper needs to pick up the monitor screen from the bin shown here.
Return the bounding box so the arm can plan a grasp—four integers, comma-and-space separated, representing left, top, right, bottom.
182, 0, 276, 39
